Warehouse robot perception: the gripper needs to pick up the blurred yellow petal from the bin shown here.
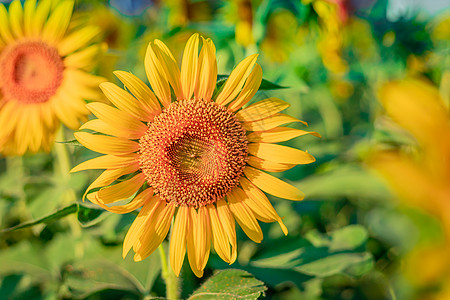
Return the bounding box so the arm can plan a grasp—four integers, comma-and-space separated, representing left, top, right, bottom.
23, 0, 36, 36
0, 4, 15, 43
42, 0, 73, 43
58, 25, 100, 56
244, 166, 305, 200
31, 0, 51, 36
9, 0, 24, 39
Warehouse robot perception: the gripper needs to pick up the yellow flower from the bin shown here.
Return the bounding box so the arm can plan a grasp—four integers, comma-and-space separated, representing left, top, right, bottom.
72, 34, 318, 277
371, 79, 450, 233
0, 0, 104, 155
370, 79, 450, 299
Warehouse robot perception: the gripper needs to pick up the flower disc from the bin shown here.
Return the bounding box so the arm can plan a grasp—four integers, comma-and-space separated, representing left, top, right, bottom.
0, 40, 64, 104
139, 99, 248, 208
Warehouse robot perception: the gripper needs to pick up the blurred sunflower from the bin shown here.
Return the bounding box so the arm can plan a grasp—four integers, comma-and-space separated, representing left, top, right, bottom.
371, 79, 450, 238
0, 0, 104, 155
72, 34, 318, 277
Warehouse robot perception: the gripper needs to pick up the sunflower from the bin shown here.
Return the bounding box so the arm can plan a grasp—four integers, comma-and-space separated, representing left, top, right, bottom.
0, 0, 104, 155
72, 33, 318, 277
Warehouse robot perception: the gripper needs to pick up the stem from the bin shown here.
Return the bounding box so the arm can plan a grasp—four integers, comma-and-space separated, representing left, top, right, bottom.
158, 243, 180, 299
54, 127, 83, 258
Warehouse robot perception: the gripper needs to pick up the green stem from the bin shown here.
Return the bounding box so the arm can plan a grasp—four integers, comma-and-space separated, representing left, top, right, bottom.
158, 243, 180, 299
54, 127, 83, 258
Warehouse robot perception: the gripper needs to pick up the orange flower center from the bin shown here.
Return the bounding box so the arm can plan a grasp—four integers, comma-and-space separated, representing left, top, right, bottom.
0, 40, 64, 104
139, 99, 248, 208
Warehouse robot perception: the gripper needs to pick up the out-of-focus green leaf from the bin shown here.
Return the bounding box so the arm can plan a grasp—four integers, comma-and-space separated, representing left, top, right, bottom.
296, 165, 390, 200
251, 226, 373, 278
1, 204, 78, 233
56, 139, 83, 147
63, 259, 144, 298
329, 225, 368, 251
189, 269, 267, 300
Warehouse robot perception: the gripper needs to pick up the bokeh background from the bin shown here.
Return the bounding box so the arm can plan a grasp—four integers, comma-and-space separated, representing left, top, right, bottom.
0, 0, 449, 299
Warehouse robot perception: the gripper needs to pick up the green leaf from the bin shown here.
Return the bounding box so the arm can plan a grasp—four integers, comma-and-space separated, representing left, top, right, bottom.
56, 139, 83, 147
63, 259, 144, 298
329, 225, 368, 251
1, 203, 78, 233
77, 202, 107, 227
189, 269, 267, 300
215, 75, 286, 91
250, 226, 373, 278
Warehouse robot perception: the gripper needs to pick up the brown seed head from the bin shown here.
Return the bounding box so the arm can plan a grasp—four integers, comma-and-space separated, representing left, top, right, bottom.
139, 99, 248, 208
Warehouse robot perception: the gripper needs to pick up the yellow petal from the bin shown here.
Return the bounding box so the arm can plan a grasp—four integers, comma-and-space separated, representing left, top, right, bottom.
42, 0, 73, 43
247, 127, 321, 143
135, 202, 175, 261
186, 208, 203, 277
243, 114, 307, 132
71, 153, 139, 173
63, 69, 105, 101
86, 102, 148, 139
240, 177, 288, 235
227, 188, 263, 243
0, 4, 15, 43
9, 0, 24, 39
196, 37, 217, 101
180, 33, 200, 101
94, 188, 153, 214
58, 25, 100, 56
123, 196, 162, 258
247, 155, 295, 172
114, 71, 161, 115
145, 42, 171, 108
228, 64, 262, 112
64, 44, 102, 70
89, 173, 146, 204
207, 204, 232, 264
216, 199, 237, 263
99, 82, 153, 122
50, 94, 80, 129
74, 132, 139, 155
235, 98, 290, 122
248, 143, 316, 165
83, 162, 140, 201
244, 166, 305, 200
23, 0, 36, 36
32, 0, 51, 37
216, 54, 259, 106
153, 40, 183, 100
169, 206, 189, 277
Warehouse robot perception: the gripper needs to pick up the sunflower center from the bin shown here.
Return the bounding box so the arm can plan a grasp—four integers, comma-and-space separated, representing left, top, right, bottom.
0, 40, 64, 104
139, 99, 248, 208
